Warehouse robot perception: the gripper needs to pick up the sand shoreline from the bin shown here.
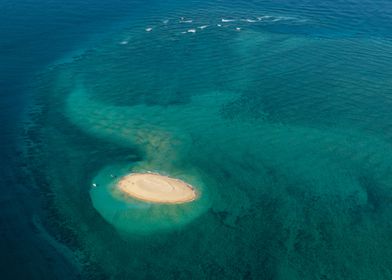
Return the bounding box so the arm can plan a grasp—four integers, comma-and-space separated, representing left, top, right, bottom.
117, 173, 197, 204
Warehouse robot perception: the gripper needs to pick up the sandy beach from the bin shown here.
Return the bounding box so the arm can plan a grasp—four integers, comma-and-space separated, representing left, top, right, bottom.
117, 173, 197, 204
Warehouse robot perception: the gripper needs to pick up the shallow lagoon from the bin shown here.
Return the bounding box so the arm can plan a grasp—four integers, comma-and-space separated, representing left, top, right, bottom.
24, 2, 392, 279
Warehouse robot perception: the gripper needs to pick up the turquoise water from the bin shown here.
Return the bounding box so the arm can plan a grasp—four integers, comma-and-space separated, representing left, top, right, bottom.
16, 0, 392, 279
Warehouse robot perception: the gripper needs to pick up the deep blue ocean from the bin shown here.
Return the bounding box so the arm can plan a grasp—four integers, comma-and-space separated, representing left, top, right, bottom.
2, 0, 392, 279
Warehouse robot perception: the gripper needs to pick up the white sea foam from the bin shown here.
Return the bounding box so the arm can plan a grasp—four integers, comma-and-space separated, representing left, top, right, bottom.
222, 18, 236, 22
119, 40, 128, 45
145, 27, 153, 32
280, 16, 296, 20
198, 25, 209, 29
257, 15, 301, 23
257, 15, 272, 21
180, 17, 193, 23
217, 24, 222, 27
236, 27, 241, 31
242, 19, 257, 23
187, 29, 196, 33
271, 16, 293, 22
162, 19, 169, 24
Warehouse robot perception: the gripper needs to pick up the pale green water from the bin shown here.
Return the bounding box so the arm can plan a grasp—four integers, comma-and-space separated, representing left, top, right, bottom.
26, 7, 392, 279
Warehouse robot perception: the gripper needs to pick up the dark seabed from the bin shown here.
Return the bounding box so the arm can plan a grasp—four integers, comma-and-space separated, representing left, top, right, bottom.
2, 0, 392, 279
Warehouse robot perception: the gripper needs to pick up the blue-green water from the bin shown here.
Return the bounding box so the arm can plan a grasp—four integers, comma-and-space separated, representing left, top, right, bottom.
4, 0, 392, 279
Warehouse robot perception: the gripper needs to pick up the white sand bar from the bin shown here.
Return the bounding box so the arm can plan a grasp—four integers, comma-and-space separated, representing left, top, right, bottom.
117, 173, 197, 204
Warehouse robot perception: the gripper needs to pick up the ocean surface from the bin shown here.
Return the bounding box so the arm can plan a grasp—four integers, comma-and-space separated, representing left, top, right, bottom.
2, 0, 392, 279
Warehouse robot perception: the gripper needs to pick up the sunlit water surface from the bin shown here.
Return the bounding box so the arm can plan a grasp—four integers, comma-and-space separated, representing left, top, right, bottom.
20, 0, 392, 278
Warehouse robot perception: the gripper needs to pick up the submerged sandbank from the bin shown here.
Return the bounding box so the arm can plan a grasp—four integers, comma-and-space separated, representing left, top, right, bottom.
117, 173, 197, 204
